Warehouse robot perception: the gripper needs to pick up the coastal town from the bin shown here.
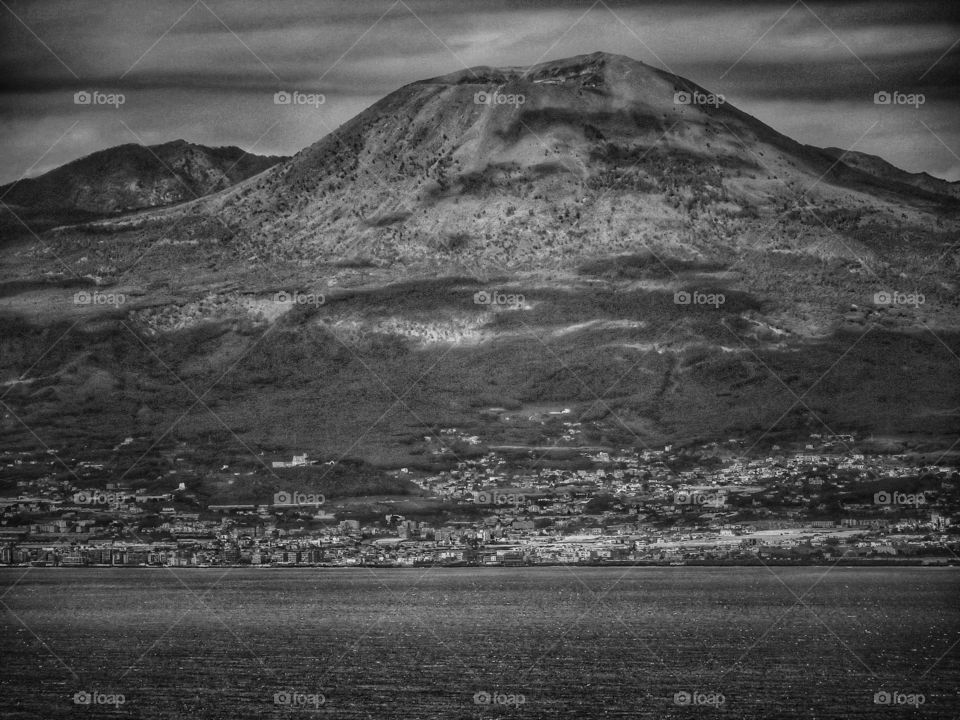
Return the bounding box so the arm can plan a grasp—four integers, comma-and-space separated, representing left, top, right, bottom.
2, 431, 957, 569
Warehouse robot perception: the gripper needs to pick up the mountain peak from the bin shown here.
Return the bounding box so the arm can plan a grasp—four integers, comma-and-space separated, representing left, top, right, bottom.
421, 51, 658, 88
535, 50, 649, 71
1, 140, 285, 221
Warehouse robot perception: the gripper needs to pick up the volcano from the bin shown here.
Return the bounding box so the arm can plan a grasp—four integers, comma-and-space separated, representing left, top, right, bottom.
182, 51, 958, 270
1, 52, 957, 473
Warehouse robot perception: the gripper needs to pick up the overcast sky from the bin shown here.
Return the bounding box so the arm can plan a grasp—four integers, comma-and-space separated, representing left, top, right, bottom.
1, 0, 958, 185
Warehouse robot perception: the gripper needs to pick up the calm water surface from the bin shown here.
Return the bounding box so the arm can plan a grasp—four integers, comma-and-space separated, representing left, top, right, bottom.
1, 566, 958, 719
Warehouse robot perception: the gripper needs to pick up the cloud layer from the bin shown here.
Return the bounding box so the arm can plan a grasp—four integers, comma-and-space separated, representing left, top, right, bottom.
1, 0, 958, 184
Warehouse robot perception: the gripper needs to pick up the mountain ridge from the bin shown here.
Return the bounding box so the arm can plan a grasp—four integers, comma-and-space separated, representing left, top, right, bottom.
0, 139, 285, 222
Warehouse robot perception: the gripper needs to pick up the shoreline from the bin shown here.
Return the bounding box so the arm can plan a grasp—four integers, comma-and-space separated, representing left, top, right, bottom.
3, 559, 957, 570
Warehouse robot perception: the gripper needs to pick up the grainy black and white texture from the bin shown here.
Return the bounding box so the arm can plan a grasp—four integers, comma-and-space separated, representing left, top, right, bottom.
1, 2, 958, 718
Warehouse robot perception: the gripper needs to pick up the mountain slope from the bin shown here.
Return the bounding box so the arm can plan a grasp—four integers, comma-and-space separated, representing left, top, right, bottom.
181, 51, 955, 269
820, 146, 960, 201
0, 139, 285, 219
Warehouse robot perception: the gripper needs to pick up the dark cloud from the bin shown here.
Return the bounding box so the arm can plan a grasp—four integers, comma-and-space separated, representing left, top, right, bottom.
1, 0, 957, 183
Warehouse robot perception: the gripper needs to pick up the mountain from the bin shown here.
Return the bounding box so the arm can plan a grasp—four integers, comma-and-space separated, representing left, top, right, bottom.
820, 146, 960, 201
179, 50, 954, 269
0, 139, 285, 224
0, 52, 957, 482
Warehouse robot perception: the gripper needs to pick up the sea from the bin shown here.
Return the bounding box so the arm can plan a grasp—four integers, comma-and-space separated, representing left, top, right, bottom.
1, 566, 958, 719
